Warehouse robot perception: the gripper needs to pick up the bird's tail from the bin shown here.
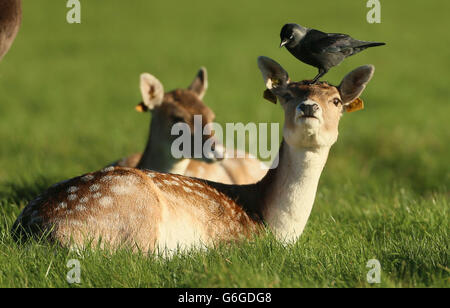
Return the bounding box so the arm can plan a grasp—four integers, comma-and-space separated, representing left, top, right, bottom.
350, 41, 385, 56
360, 42, 386, 48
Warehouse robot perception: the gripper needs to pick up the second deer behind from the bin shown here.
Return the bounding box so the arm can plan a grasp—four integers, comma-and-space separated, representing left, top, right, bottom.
113, 68, 266, 185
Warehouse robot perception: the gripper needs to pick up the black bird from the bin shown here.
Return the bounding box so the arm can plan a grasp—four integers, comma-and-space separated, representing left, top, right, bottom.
280, 23, 385, 83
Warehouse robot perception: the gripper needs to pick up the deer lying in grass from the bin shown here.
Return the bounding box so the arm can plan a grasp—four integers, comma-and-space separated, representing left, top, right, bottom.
0, 0, 21, 61
113, 68, 266, 184
12, 57, 375, 254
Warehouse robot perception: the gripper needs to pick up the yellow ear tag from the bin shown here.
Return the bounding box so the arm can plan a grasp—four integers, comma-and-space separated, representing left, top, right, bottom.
135, 102, 149, 113
271, 78, 281, 87
345, 98, 364, 113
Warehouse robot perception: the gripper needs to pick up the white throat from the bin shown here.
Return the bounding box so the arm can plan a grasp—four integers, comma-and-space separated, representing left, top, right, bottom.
262, 144, 330, 242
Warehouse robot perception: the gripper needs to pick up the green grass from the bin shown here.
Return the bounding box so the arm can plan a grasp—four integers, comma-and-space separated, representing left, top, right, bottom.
0, 0, 448, 288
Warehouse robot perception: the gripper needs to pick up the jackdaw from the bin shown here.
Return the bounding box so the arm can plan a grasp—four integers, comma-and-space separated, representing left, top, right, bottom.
280, 23, 385, 83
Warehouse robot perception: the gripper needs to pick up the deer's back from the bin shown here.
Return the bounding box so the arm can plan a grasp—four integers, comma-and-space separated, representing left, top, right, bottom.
115, 150, 266, 185
12, 167, 261, 252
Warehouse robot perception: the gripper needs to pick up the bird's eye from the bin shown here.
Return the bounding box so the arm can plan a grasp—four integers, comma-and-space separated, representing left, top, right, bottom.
332, 98, 342, 106
289, 35, 294, 40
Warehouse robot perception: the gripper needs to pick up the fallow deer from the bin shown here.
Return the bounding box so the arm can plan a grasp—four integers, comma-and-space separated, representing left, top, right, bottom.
0, 0, 21, 61
114, 68, 266, 184
12, 57, 375, 254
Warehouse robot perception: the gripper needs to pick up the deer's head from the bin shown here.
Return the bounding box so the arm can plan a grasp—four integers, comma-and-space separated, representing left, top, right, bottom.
136, 68, 223, 160
258, 56, 374, 149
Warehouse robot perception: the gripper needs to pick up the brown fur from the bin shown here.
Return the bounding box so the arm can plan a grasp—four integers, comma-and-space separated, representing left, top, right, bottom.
114, 70, 266, 184
0, 0, 21, 61
13, 82, 342, 250
12, 167, 261, 251
282, 82, 343, 136
12, 62, 374, 253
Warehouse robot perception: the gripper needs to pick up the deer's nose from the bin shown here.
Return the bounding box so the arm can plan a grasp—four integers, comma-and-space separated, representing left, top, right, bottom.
299, 103, 319, 117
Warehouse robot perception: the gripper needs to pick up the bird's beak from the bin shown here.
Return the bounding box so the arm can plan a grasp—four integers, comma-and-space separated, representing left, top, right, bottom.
279, 39, 289, 48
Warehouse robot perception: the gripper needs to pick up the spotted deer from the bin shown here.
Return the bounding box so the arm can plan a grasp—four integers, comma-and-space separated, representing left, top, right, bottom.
0, 0, 21, 61
12, 57, 375, 254
113, 68, 266, 184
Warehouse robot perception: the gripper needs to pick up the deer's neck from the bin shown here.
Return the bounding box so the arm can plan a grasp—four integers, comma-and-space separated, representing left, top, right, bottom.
258, 141, 330, 241
207, 140, 330, 242
137, 119, 190, 175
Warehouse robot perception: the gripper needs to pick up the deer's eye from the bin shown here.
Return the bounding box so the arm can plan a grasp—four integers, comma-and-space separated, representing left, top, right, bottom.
332, 98, 342, 106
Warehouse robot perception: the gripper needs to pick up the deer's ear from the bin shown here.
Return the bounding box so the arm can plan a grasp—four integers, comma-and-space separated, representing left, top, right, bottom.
139, 73, 164, 112
188, 67, 208, 100
257, 56, 290, 90
257, 57, 290, 104
263, 89, 278, 104
339, 65, 374, 105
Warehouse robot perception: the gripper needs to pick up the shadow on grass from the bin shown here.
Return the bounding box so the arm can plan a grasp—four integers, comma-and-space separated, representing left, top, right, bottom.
0, 175, 55, 205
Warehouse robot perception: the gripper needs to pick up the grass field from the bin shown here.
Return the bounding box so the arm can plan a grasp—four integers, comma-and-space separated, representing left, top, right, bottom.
0, 0, 448, 288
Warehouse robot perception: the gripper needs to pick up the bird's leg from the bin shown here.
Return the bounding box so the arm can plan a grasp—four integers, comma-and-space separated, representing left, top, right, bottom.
310, 69, 327, 84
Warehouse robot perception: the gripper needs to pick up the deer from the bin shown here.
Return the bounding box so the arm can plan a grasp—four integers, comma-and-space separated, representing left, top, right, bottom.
12, 57, 375, 255
112, 67, 266, 184
0, 0, 21, 62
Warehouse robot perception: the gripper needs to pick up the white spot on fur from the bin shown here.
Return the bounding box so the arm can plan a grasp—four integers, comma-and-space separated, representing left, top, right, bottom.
99, 196, 113, 207
163, 179, 179, 186
81, 174, 94, 182
68, 194, 77, 201
194, 191, 209, 199
193, 182, 203, 188
100, 175, 114, 183
80, 197, 89, 203
89, 184, 100, 192
93, 192, 102, 199
170, 176, 181, 183
75, 205, 87, 211
111, 185, 131, 195
183, 187, 192, 193
102, 166, 115, 173
67, 186, 78, 193
58, 202, 67, 210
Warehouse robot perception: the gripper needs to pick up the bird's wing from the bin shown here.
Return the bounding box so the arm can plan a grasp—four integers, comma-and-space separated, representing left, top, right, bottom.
309, 32, 356, 54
